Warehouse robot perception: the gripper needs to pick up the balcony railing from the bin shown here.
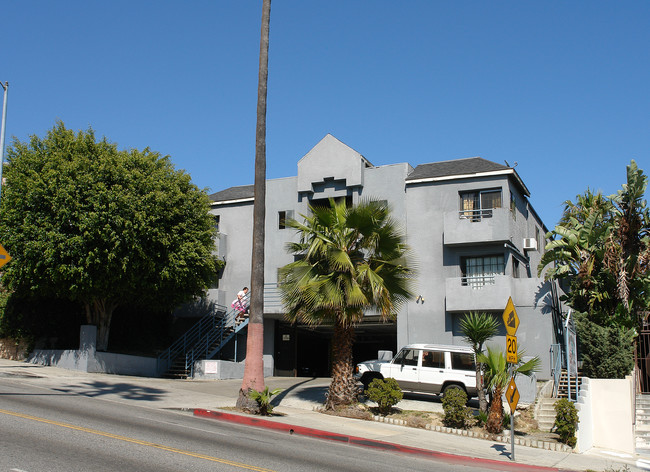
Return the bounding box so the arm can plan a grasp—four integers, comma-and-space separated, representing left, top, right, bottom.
461, 274, 497, 289
458, 208, 494, 221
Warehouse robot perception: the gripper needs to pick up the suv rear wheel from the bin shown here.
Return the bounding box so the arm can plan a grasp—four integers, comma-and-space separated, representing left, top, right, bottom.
441, 383, 467, 399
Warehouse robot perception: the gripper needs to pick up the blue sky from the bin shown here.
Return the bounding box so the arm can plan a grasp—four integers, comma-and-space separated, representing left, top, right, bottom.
2, 1, 648, 228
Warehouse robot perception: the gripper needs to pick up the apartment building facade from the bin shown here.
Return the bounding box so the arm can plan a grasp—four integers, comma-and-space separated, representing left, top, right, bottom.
207, 134, 557, 379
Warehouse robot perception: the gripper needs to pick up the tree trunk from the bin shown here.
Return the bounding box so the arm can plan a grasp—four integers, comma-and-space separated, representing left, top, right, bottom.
324, 319, 357, 410
476, 363, 488, 413
237, 0, 271, 411
486, 385, 504, 434
84, 298, 117, 352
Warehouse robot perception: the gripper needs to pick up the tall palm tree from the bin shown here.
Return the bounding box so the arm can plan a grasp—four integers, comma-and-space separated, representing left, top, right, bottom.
604, 160, 650, 326
478, 346, 540, 434
280, 198, 415, 410
459, 311, 499, 413
237, 0, 271, 412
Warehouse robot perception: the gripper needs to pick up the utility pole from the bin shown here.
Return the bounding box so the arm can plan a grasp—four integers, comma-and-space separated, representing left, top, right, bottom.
0, 81, 8, 200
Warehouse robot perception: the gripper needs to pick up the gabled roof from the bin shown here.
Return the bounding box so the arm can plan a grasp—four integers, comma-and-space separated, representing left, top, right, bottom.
406, 157, 529, 196
209, 184, 254, 204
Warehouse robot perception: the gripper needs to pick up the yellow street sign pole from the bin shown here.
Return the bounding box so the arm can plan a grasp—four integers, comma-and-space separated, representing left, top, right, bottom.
502, 297, 520, 462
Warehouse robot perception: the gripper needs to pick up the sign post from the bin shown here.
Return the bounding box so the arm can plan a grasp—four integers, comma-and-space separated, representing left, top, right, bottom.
502, 297, 520, 461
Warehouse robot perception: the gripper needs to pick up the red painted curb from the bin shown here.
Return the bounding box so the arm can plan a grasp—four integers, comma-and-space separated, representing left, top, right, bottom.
194, 409, 572, 472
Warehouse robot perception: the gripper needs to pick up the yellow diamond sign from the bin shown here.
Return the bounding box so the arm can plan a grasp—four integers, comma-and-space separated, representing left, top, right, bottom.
502, 297, 519, 336
506, 376, 520, 413
0, 244, 11, 269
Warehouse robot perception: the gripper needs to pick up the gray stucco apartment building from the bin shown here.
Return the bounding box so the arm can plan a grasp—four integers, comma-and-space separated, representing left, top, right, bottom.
207, 134, 558, 379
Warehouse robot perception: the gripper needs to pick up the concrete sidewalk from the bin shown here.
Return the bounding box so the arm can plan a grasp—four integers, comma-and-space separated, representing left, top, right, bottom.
0, 359, 644, 471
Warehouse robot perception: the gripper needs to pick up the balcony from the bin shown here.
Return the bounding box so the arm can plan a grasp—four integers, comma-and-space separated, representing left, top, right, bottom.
445, 274, 513, 311
443, 207, 513, 246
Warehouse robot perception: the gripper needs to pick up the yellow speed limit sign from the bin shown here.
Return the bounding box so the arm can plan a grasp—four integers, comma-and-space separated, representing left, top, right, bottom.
506, 334, 518, 364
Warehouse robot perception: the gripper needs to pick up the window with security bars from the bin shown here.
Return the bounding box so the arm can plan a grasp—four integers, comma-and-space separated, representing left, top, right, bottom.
459, 189, 502, 221
461, 254, 505, 288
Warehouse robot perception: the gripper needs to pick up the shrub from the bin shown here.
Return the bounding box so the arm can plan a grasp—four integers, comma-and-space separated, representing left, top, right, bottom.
475, 410, 488, 427
442, 387, 473, 429
249, 387, 282, 416
367, 377, 403, 415
576, 313, 634, 379
502, 412, 511, 430
553, 398, 579, 447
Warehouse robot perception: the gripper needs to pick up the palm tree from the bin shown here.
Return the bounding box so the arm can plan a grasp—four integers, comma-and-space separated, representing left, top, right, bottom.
539, 160, 649, 330
478, 346, 540, 434
237, 0, 271, 412
459, 311, 499, 413
280, 198, 415, 410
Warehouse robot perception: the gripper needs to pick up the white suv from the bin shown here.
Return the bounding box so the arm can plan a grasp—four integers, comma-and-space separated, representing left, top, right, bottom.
354, 344, 477, 398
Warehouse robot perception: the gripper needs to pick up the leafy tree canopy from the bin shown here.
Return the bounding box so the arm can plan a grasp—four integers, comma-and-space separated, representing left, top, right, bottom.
538, 160, 649, 330
0, 122, 222, 350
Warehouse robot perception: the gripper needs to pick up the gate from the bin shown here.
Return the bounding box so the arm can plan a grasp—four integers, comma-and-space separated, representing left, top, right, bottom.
636, 330, 650, 393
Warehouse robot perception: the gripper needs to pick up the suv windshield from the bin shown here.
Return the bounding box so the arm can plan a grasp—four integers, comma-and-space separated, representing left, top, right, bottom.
393, 348, 419, 366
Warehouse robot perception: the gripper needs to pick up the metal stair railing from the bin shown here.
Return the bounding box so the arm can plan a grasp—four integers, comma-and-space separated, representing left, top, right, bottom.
184, 300, 250, 377
550, 343, 563, 397
156, 293, 249, 376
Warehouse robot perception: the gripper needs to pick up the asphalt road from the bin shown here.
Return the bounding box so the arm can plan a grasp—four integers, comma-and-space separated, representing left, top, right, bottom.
1, 374, 489, 472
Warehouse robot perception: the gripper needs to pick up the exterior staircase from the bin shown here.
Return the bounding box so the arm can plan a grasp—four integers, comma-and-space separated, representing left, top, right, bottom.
536, 397, 557, 432
556, 370, 582, 399
534, 371, 583, 433
636, 394, 650, 452
157, 294, 250, 379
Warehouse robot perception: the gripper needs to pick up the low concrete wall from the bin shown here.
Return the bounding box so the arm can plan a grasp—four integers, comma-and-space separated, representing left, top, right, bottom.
575, 377, 593, 453
576, 376, 634, 454
27, 325, 158, 377
193, 358, 274, 380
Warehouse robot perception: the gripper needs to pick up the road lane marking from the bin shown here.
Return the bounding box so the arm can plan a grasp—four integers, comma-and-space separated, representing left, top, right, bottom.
0, 408, 275, 472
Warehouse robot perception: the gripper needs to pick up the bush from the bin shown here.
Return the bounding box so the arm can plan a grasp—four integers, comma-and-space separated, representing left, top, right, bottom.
475, 410, 488, 427
367, 377, 403, 415
553, 398, 579, 448
442, 387, 473, 429
576, 313, 634, 379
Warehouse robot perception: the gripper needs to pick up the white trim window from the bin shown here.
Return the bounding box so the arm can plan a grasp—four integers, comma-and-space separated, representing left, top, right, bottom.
461, 254, 505, 288
459, 189, 502, 221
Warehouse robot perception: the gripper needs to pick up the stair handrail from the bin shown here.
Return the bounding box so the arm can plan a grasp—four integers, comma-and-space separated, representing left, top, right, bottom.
550, 343, 562, 397
156, 302, 229, 374
157, 292, 250, 376
185, 316, 249, 377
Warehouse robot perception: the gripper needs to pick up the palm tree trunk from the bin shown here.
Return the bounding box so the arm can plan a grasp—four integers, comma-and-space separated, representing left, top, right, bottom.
486, 386, 504, 434
237, 0, 271, 412
324, 318, 357, 410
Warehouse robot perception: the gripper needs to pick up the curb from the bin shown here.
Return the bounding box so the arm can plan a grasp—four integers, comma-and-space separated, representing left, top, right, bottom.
194, 409, 574, 472
371, 416, 571, 452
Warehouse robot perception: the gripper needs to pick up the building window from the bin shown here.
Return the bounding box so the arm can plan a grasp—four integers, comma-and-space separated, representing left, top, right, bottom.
461, 254, 505, 288
510, 193, 517, 220
278, 210, 294, 229
214, 215, 220, 232
536, 226, 542, 252
459, 189, 502, 221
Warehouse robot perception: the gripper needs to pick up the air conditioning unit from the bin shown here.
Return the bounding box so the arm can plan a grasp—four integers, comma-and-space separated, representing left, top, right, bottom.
523, 238, 538, 251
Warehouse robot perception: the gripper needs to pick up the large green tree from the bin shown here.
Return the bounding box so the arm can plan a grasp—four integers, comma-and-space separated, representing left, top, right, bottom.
0, 122, 221, 351
280, 198, 415, 410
